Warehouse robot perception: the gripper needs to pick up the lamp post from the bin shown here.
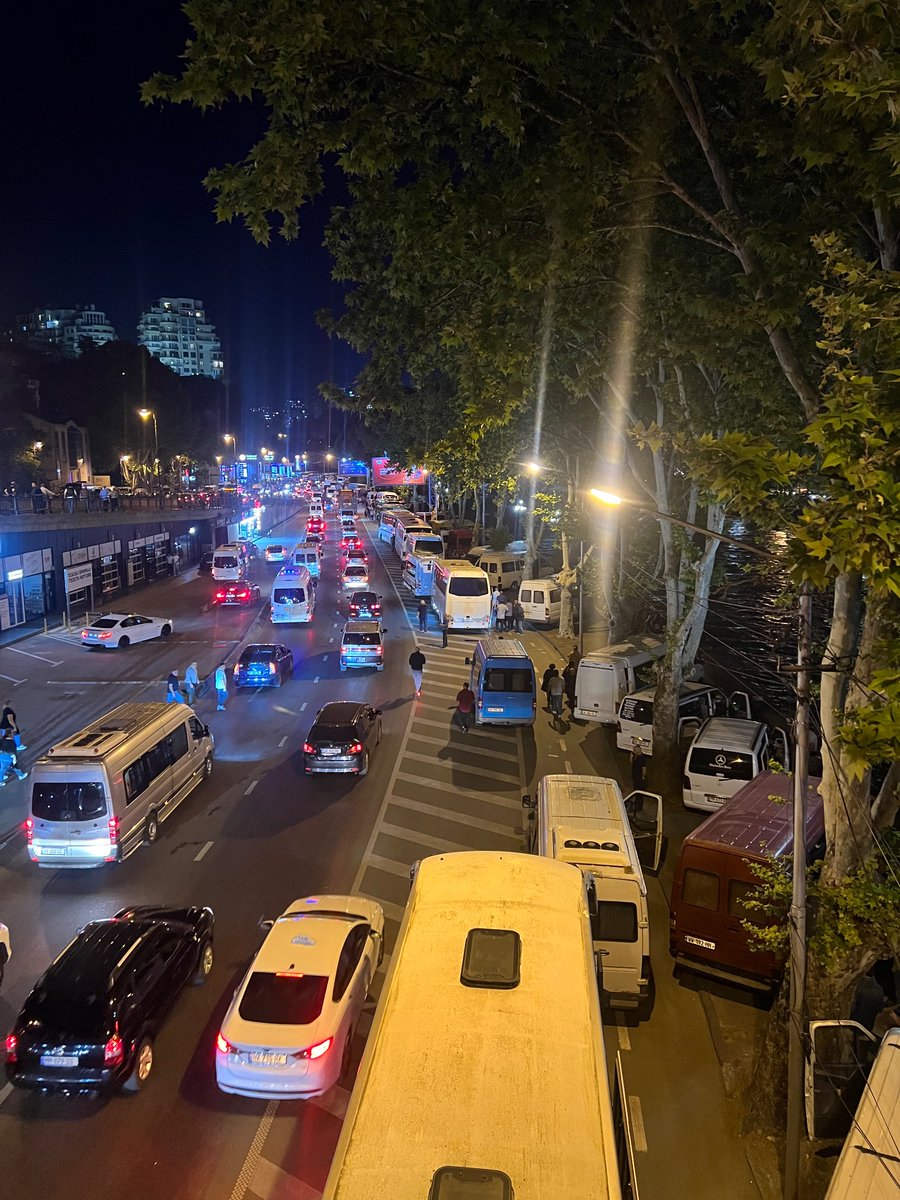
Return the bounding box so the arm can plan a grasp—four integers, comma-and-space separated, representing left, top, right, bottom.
138, 408, 159, 494
591, 485, 813, 1200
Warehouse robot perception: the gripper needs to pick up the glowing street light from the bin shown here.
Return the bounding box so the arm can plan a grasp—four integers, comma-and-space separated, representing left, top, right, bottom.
138, 408, 159, 488
33, 441, 43, 452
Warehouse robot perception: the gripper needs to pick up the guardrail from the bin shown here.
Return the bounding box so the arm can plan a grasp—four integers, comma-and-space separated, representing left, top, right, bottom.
0, 494, 237, 516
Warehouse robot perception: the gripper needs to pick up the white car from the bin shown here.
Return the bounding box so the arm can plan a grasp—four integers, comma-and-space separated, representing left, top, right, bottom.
264, 544, 287, 564
341, 563, 370, 592
216, 895, 384, 1099
0, 919, 9, 987
81, 612, 174, 649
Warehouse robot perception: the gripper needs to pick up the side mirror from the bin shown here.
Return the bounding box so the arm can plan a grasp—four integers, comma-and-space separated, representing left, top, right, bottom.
465, 656, 471, 665
202, 725, 211, 738
369, 929, 382, 942
522, 794, 535, 809
258, 917, 274, 931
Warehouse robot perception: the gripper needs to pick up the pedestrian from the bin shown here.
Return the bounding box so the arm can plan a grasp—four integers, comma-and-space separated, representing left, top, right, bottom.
541, 663, 558, 708
417, 597, 429, 632
40, 483, 54, 511
0, 734, 27, 786
441, 613, 449, 648
491, 586, 501, 628
453, 683, 476, 733
409, 647, 426, 696
184, 661, 200, 706
63, 482, 77, 514
166, 669, 181, 703
215, 664, 228, 710
630, 744, 648, 790
31, 482, 42, 513
108, 484, 119, 511
547, 671, 565, 718
512, 598, 525, 633
99, 484, 110, 511
496, 597, 509, 632
173, 550, 181, 576
0, 700, 25, 750
563, 661, 577, 712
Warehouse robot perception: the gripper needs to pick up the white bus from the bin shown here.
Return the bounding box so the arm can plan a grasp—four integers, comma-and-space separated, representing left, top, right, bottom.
402, 547, 439, 596
324, 851, 638, 1200
270, 565, 316, 623
430, 558, 491, 630
391, 512, 432, 558
377, 507, 413, 543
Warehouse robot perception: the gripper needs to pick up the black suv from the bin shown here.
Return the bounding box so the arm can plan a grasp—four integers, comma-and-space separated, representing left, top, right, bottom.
5, 904, 214, 1094
233, 643, 294, 688
303, 701, 383, 775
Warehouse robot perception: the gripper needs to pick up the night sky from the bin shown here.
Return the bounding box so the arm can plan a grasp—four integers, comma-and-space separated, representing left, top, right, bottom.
2, 3, 363, 421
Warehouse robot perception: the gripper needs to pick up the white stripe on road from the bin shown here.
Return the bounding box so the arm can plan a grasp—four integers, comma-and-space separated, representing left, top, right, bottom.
278, 736, 288, 748
0, 674, 25, 685
249, 1155, 323, 1200
300, 702, 307, 711
194, 840, 214, 862
387, 793, 523, 838
364, 852, 415, 879
313, 676, 320, 683
227, 1099, 280, 1200
244, 780, 258, 795
615, 1011, 632, 1050
565, 760, 574, 774
0, 1082, 14, 1108
7, 646, 62, 665
401, 751, 519, 786
629, 1095, 649, 1152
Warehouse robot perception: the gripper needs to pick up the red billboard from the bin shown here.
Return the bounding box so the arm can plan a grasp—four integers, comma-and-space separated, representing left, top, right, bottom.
371, 458, 427, 486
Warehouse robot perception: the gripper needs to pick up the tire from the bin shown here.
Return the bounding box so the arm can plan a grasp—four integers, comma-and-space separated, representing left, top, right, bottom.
377, 937, 384, 968
118, 635, 130, 649
358, 752, 369, 777
160, 625, 172, 637
193, 940, 214, 985
339, 1027, 355, 1085
145, 812, 159, 844
123, 1037, 154, 1092
203, 755, 213, 779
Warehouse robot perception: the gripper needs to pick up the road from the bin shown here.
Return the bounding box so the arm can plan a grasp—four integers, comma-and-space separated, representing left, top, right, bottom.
0, 501, 767, 1200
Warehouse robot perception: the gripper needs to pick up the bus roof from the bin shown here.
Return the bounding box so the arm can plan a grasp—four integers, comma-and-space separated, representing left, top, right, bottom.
325, 851, 620, 1200
825, 1028, 900, 1200
434, 558, 489, 575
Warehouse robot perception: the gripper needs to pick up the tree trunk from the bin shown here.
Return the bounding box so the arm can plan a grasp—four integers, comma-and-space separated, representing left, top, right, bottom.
472, 487, 482, 543
558, 533, 575, 640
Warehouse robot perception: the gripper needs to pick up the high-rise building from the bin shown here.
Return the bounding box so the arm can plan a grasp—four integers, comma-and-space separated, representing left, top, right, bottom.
16, 304, 117, 355
137, 297, 224, 379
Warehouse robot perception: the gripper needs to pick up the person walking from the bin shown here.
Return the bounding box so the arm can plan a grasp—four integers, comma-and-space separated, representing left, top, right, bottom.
496, 596, 509, 633
214, 664, 228, 710
30, 482, 42, 513
630, 744, 648, 790
99, 484, 110, 511
490, 586, 501, 629
183, 662, 200, 706
166, 669, 182, 703
547, 671, 565, 719
409, 647, 426, 696
417, 597, 429, 632
0, 734, 27, 786
540, 663, 558, 709
441, 614, 450, 648
512, 598, 525, 633
0, 701, 25, 750
453, 683, 476, 733
63, 482, 77, 514
108, 484, 119, 512
563, 661, 578, 713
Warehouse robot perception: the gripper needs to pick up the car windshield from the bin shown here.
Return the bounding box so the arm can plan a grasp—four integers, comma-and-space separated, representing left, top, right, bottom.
344, 632, 380, 646
24, 986, 107, 1039
91, 618, 119, 629
239, 972, 328, 1025
32, 782, 107, 822
449, 577, 488, 597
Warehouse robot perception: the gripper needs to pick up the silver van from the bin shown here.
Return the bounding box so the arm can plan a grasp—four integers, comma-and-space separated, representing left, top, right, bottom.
682, 717, 789, 813
28, 703, 214, 868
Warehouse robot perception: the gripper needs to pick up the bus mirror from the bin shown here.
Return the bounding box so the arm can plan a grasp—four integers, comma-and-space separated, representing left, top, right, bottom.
521, 794, 535, 809
258, 917, 274, 931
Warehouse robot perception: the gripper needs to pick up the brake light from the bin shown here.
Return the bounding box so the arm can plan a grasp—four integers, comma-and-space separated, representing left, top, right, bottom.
297, 1036, 333, 1061
216, 591, 225, 599
5, 1033, 18, 1062
375, 646, 383, 655
24, 817, 33, 845
216, 1031, 234, 1055
98, 632, 111, 640
108, 816, 120, 845
303, 743, 315, 755
104, 1033, 124, 1067
348, 742, 363, 755
269, 662, 277, 673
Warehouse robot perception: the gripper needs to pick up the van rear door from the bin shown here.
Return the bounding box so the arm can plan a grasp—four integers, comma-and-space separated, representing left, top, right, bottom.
624, 790, 662, 872
30, 769, 112, 865
804, 1020, 880, 1139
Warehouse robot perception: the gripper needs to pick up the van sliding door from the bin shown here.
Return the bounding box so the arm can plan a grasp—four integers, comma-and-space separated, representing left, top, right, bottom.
623, 790, 663, 873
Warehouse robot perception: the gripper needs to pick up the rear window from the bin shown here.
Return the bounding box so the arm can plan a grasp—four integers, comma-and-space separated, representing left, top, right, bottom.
24, 986, 108, 1038
483, 668, 534, 693
519, 589, 533, 603
688, 749, 755, 781
449, 577, 488, 597
728, 879, 765, 922
344, 632, 381, 646
242, 651, 275, 665
32, 782, 107, 822
593, 901, 638, 943
619, 697, 654, 724
549, 589, 561, 603
682, 868, 720, 910
214, 555, 238, 568
268, 545, 284, 553
91, 618, 119, 629
310, 725, 354, 742
273, 588, 306, 604
239, 972, 328, 1025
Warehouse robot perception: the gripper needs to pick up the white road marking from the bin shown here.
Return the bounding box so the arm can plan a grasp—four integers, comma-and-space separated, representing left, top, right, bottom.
278, 736, 288, 748
0, 1082, 14, 1108
300, 702, 307, 711
313, 675, 320, 683
194, 840, 214, 862
0, 673, 25, 685
249, 1157, 322, 1200
227, 1099, 279, 1200
7, 646, 62, 665
558, 737, 567, 751
615, 1011, 632, 1050
629, 1095, 649, 1152
328, 637, 334, 643
244, 780, 258, 795
565, 760, 574, 773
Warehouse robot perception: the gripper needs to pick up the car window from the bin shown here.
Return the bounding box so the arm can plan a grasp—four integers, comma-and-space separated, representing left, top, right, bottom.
549, 589, 561, 603
333, 924, 370, 1003
501, 561, 515, 572
688, 748, 756, 781
682, 868, 720, 910
31, 781, 107, 822
680, 694, 710, 719
343, 632, 381, 646
92, 618, 119, 629
531, 590, 543, 603
239, 972, 328, 1025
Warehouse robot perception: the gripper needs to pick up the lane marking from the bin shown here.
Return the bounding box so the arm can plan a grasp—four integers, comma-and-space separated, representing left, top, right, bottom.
313, 675, 320, 683
629, 1095, 648, 1152
7, 646, 63, 665
278, 736, 288, 748
564, 760, 574, 774
46, 679, 151, 685
0, 673, 25, 685
558, 737, 567, 751
300, 702, 307, 711
328, 637, 334, 644
194, 840, 214, 862
244, 780, 258, 795
387, 794, 523, 838
0, 1081, 14, 1108
615, 1011, 632, 1050
248, 1155, 323, 1200
227, 1098, 279, 1200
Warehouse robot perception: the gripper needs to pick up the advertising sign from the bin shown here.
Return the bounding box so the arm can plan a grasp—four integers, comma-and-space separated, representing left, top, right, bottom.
64, 563, 94, 593
371, 457, 426, 487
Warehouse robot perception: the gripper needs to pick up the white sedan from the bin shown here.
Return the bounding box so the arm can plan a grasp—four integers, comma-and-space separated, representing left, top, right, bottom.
215, 894, 384, 1100
264, 544, 287, 563
341, 563, 370, 592
81, 612, 174, 649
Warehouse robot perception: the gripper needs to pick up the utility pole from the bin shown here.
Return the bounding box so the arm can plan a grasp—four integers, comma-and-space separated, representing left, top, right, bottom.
784, 581, 812, 1200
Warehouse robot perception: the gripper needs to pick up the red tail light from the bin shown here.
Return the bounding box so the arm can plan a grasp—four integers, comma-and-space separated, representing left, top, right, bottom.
216, 1031, 234, 1055
98, 632, 112, 640
24, 817, 33, 845
104, 1033, 124, 1067
348, 742, 363, 755
269, 662, 277, 673
297, 1036, 333, 1061
108, 816, 120, 844
375, 646, 383, 655
303, 743, 315, 755
5, 1033, 18, 1062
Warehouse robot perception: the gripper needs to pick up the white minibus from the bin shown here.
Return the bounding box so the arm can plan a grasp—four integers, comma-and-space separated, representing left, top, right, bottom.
270, 565, 316, 623
468, 549, 527, 591
291, 542, 320, 577
574, 636, 665, 725
377, 507, 413, 543
324, 851, 638, 1200
405, 530, 444, 560
402, 548, 438, 596
518, 578, 562, 624
392, 513, 432, 558
28, 703, 214, 867
212, 543, 246, 582
682, 717, 787, 813
430, 558, 492, 630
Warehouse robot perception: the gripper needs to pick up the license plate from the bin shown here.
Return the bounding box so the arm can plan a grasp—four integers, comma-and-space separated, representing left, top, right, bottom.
321, 748, 339, 757
486, 707, 503, 713
705, 794, 726, 806
41, 1054, 79, 1067
685, 935, 716, 950
249, 1051, 287, 1066
39, 846, 66, 855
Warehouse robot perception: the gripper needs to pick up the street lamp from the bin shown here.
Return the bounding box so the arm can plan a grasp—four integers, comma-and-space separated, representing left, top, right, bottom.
138, 408, 159, 491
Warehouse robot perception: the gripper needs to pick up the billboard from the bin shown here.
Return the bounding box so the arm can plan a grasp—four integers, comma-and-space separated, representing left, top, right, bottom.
371, 457, 427, 486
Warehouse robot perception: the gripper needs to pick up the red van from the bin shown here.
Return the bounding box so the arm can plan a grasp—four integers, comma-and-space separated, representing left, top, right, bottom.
669, 772, 825, 991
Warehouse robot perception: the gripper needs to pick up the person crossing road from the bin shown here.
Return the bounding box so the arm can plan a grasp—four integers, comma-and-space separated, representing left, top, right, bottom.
409, 647, 426, 696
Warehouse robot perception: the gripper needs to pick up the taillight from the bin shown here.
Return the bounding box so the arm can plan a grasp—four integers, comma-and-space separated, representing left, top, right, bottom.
375, 646, 383, 655
5, 1033, 18, 1062
216, 1032, 234, 1055
683, 775, 691, 789
104, 1033, 124, 1067
108, 816, 119, 845
269, 662, 277, 673
348, 742, 363, 755
24, 817, 33, 845
99, 632, 111, 640
303, 743, 315, 755
297, 1037, 333, 1061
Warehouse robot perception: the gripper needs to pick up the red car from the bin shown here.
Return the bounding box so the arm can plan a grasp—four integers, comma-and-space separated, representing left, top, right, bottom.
213, 582, 262, 606
306, 518, 325, 536
340, 534, 362, 551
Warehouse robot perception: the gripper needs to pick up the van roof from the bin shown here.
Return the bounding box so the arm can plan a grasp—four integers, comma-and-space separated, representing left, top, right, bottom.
624, 681, 719, 703
684, 771, 825, 859
540, 775, 646, 887
824, 1027, 900, 1200
44, 702, 182, 759
690, 717, 765, 752
435, 558, 488, 574
579, 636, 664, 664
475, 637, 531, 661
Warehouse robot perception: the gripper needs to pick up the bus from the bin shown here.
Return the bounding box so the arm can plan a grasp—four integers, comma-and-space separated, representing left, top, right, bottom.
324, 851, 639, 1200
211, 543, 246, 582
269, 565, 316, 623
377, 507, 414, 543
402, 547, 438, 596
391, 512, 432, 558
430, 558, 491, 630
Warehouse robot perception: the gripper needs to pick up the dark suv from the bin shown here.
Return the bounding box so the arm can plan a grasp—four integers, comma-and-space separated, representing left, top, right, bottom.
303, 701, 383, 775
5, 904, 214, 1094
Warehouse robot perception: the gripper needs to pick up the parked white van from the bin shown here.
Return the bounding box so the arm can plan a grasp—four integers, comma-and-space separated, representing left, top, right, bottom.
28, 703, 214, 867
683, 717, 789, 813
518, 578, 562, 625
616, 682, 734, 755
522, 774, 662, 1012
574, 637, 665, 725
212, 544, 247, 582
402, 548, 438, 596
467, 549, 527, 591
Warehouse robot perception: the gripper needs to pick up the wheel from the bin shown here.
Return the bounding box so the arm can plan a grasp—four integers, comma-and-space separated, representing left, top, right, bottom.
145, 812, 159, 844
203, 755, 213, 779
358, 752, 369, 777
117, 635, 130, 649
377, 936, 384, 967
160, 625, 172, 637
193, 940, 214, 985
339, 1027, 355, 1085
123, 1037, 154, 1092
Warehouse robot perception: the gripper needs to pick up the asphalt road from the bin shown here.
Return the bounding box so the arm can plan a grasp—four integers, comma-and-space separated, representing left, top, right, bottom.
0, 501, 766, 1200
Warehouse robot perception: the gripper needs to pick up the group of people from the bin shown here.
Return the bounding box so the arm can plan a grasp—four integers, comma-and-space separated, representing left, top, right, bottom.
166, 663, 229, 710
540, 652, 580, 719
491, 587, 525, 633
